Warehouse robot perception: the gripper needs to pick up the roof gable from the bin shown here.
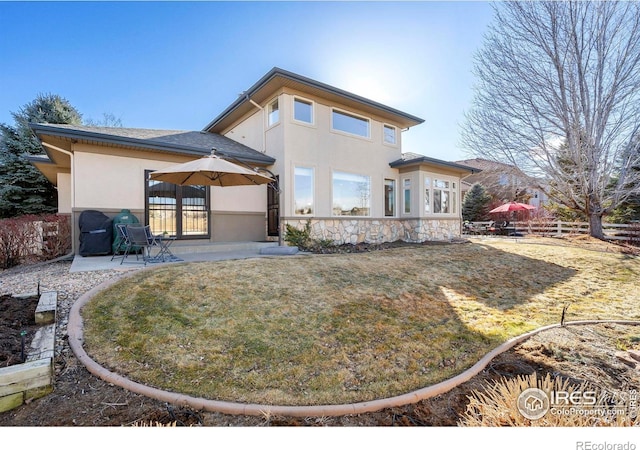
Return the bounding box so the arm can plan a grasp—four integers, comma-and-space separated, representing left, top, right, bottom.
203, 67, 425, 133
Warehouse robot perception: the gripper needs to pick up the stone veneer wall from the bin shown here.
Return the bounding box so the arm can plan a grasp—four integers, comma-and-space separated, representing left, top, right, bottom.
285, 218, 461, 245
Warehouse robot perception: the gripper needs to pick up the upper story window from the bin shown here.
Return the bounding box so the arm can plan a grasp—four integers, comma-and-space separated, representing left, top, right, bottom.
293, 97, 313, 124
383, 124, 397, 145
332, 109, 370, 138
267, 99, 279, 126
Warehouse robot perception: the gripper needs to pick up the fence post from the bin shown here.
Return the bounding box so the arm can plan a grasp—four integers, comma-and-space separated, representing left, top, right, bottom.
557, 221, 562, 236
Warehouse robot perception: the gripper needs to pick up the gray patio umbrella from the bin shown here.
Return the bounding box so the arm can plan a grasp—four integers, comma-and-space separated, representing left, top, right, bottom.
148, 151, 274, 187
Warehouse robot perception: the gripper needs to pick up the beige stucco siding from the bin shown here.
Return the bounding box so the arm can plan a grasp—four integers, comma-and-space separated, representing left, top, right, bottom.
223, 110, 265, 153
56, 172, 72, 214
74, 151, 159, 210
211, 184, 266, 212
72, 145, 266, 215
277, 92, 405, 218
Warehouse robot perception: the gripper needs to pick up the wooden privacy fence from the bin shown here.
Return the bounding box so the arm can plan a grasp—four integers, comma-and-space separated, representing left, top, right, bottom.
466, 220, 640, 243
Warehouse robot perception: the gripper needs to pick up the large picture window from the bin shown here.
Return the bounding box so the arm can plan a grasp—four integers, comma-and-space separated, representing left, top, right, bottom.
332, 171, 370, 216
294, 166, 314, 215
145, 170, 209, 238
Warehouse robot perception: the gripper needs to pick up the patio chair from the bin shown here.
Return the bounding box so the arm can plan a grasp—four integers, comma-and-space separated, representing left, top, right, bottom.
123, 225, 157, 265
111, 223, 130, 262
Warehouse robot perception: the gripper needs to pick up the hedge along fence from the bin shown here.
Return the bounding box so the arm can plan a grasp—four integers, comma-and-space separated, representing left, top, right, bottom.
0, 214, 72, 269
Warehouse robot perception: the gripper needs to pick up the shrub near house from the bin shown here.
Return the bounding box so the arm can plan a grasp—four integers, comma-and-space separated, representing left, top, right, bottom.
0, 214, 71, 269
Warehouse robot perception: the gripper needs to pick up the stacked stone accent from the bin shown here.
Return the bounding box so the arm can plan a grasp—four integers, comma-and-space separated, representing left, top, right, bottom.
285, 218, 461, 245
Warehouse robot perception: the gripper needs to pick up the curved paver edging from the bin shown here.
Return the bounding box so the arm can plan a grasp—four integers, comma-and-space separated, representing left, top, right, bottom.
68, 267, 640, 418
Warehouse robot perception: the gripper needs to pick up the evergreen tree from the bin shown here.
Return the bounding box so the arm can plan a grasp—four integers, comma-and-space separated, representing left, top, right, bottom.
462, 183, 491, 222
0, 94, 82, 218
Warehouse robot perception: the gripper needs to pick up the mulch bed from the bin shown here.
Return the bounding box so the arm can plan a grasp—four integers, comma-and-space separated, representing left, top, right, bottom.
0, 294, 40, 368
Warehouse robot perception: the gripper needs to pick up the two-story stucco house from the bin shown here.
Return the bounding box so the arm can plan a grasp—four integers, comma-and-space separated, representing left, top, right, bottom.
29, 67, 476, 253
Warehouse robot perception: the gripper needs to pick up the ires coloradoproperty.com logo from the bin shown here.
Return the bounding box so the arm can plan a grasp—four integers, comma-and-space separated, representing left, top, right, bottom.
517, 387, 637, 420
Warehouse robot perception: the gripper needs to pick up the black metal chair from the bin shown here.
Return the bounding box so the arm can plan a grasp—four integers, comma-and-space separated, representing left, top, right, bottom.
111, 223, 130, 262
123, 225, 157, 265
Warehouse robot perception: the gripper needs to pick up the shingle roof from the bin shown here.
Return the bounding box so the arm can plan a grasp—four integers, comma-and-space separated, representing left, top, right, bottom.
390, 152, 480, 174
28, 123, 275, 165
454, 158, 516, 171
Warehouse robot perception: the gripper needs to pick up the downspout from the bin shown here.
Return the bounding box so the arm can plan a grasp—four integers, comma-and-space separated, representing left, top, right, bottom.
246, 95, 266, 153
246, 95, 281, 243
41, 142, 76, 254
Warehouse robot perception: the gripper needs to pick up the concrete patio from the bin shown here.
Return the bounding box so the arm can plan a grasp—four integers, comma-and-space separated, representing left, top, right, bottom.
70, 241, 299, 273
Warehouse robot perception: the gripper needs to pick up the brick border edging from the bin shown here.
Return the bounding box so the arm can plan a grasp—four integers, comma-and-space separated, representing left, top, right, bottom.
67, 269, 640, 417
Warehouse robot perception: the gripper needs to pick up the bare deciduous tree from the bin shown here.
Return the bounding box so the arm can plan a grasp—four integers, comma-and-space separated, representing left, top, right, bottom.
461, 1, 640, 239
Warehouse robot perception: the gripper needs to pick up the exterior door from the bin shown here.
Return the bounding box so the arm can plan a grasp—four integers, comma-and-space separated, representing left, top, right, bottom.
267, 175, 279, 237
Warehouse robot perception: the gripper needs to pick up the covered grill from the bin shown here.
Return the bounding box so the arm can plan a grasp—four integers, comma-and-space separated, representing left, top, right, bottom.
78, 210, 113, 256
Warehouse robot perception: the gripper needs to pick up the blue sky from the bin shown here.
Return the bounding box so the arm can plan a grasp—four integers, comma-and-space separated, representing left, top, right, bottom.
0, 1, 494, 162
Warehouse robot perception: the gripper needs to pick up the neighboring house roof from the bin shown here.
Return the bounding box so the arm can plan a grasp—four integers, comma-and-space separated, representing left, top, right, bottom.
390, 152, 480, 175
28, 123, 275, 165
454, 157, 518, 172
203, 67, 425, 133
456, 157, 550, 204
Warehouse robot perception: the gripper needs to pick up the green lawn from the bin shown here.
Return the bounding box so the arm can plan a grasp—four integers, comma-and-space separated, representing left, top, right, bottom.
82, 240, 640, 406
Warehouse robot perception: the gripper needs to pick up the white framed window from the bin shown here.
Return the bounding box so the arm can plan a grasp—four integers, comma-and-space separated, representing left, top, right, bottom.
384, 179, 396, 217
293, 97, 313, 124
383, 124, 397, 145
332, 171, 370, 216
294, 166, 314, 215
331, 108, 370, 138
452, 181, 457, 215
267, 98, 279, 127
431, 178, 458, 214
403, 178, 411, 214
424, 176, 431, 214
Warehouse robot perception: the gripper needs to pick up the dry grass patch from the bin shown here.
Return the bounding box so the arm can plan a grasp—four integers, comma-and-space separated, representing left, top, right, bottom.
82, 241, 640, 406
460, 372, 636, 426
